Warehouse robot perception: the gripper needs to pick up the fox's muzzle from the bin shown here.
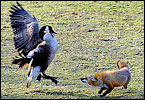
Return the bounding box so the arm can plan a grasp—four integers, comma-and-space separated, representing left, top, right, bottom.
80, 78, 88, 83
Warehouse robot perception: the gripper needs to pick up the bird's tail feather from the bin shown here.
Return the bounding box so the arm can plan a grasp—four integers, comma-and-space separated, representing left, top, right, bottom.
12, 56, 32, 68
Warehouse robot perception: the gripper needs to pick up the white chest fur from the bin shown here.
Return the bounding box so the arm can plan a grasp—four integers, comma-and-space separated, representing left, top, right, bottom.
90, 84, 108, 89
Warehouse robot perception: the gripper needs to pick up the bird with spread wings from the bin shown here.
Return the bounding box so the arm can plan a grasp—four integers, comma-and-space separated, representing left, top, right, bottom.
10, 2, 59, 88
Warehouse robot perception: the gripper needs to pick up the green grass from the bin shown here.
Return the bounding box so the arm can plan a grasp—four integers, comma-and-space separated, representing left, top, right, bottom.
1, 1, 144, 99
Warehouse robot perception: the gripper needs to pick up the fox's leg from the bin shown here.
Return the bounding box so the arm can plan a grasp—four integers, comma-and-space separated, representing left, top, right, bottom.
98, 87, 107, 94
100, 84, 114, 97
123, 73, 131, 89
27, 66, 41, 88
123, 84, 127, 89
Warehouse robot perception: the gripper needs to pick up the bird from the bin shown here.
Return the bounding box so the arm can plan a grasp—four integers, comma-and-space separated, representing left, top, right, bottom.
9, 2, 59, 88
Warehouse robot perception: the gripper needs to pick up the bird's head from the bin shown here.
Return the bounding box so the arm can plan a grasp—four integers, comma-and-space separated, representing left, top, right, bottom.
39, 25, 57, 40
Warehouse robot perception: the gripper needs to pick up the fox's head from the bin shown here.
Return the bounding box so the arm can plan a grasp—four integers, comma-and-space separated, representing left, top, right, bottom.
80, 75, 103, 87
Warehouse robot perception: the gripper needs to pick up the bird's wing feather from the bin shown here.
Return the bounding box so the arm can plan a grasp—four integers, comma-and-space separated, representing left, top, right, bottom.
26, 41, 46, 58
10, 2, 42, 57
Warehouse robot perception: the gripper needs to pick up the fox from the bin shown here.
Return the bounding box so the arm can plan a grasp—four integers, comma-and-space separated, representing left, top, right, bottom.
80, 60, 131, 97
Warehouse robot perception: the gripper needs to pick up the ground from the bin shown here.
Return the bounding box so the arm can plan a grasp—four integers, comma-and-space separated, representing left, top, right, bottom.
1, 1, 144, 99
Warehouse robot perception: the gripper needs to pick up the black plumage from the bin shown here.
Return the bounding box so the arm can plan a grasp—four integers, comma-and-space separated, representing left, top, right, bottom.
10, 2, 42, 57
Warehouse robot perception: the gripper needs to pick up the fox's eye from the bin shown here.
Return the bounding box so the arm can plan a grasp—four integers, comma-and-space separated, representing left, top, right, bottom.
91, 77, 98, 81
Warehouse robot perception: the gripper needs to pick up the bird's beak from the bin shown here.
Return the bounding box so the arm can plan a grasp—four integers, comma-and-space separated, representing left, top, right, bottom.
51, 32, 57, 37
51, 30, 57, 34
51, 30, 57, 37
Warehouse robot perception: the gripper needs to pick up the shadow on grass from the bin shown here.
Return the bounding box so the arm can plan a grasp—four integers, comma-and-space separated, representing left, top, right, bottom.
29, 89, 129, 99
33, 90, 91, 99
29, 89, 138, 99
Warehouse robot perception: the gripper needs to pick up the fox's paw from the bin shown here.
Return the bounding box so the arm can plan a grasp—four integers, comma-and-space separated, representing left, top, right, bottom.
98, 90, 102, 94
123, 86, 127, 89
100, 94, 105, 98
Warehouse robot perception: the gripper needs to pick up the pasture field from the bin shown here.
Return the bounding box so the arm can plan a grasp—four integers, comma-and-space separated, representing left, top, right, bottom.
1, 1, 144, 99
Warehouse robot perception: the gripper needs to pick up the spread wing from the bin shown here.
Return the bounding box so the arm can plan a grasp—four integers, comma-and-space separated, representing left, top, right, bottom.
10, 2, 42, 57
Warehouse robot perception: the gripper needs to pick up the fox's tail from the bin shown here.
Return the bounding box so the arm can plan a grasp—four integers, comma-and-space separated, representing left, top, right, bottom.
117, 60, 129, 69
12, 56, 32, 68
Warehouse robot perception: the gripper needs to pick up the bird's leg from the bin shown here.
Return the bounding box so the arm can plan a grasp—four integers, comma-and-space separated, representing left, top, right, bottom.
27, 76, 33, 88
42, 72, 59, 85
26, 66, 41, 88
27, 59, 33, 72
36, 74, 41, 81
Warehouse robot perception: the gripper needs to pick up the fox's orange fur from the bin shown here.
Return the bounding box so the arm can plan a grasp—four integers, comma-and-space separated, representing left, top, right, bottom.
80, 60, 131, 97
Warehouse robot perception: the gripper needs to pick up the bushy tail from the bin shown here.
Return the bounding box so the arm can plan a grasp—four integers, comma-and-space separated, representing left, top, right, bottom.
12, 56, 32, 68
117, 60, 129, 69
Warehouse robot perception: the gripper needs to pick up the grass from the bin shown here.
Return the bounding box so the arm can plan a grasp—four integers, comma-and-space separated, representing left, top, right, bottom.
1, 1, 144, 99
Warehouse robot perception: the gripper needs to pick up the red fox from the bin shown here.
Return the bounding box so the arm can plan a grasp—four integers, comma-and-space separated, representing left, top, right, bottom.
80, 60, 131, 97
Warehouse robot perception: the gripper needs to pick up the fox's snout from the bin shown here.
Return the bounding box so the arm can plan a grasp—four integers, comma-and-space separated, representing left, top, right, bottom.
80, 78, 88, 83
